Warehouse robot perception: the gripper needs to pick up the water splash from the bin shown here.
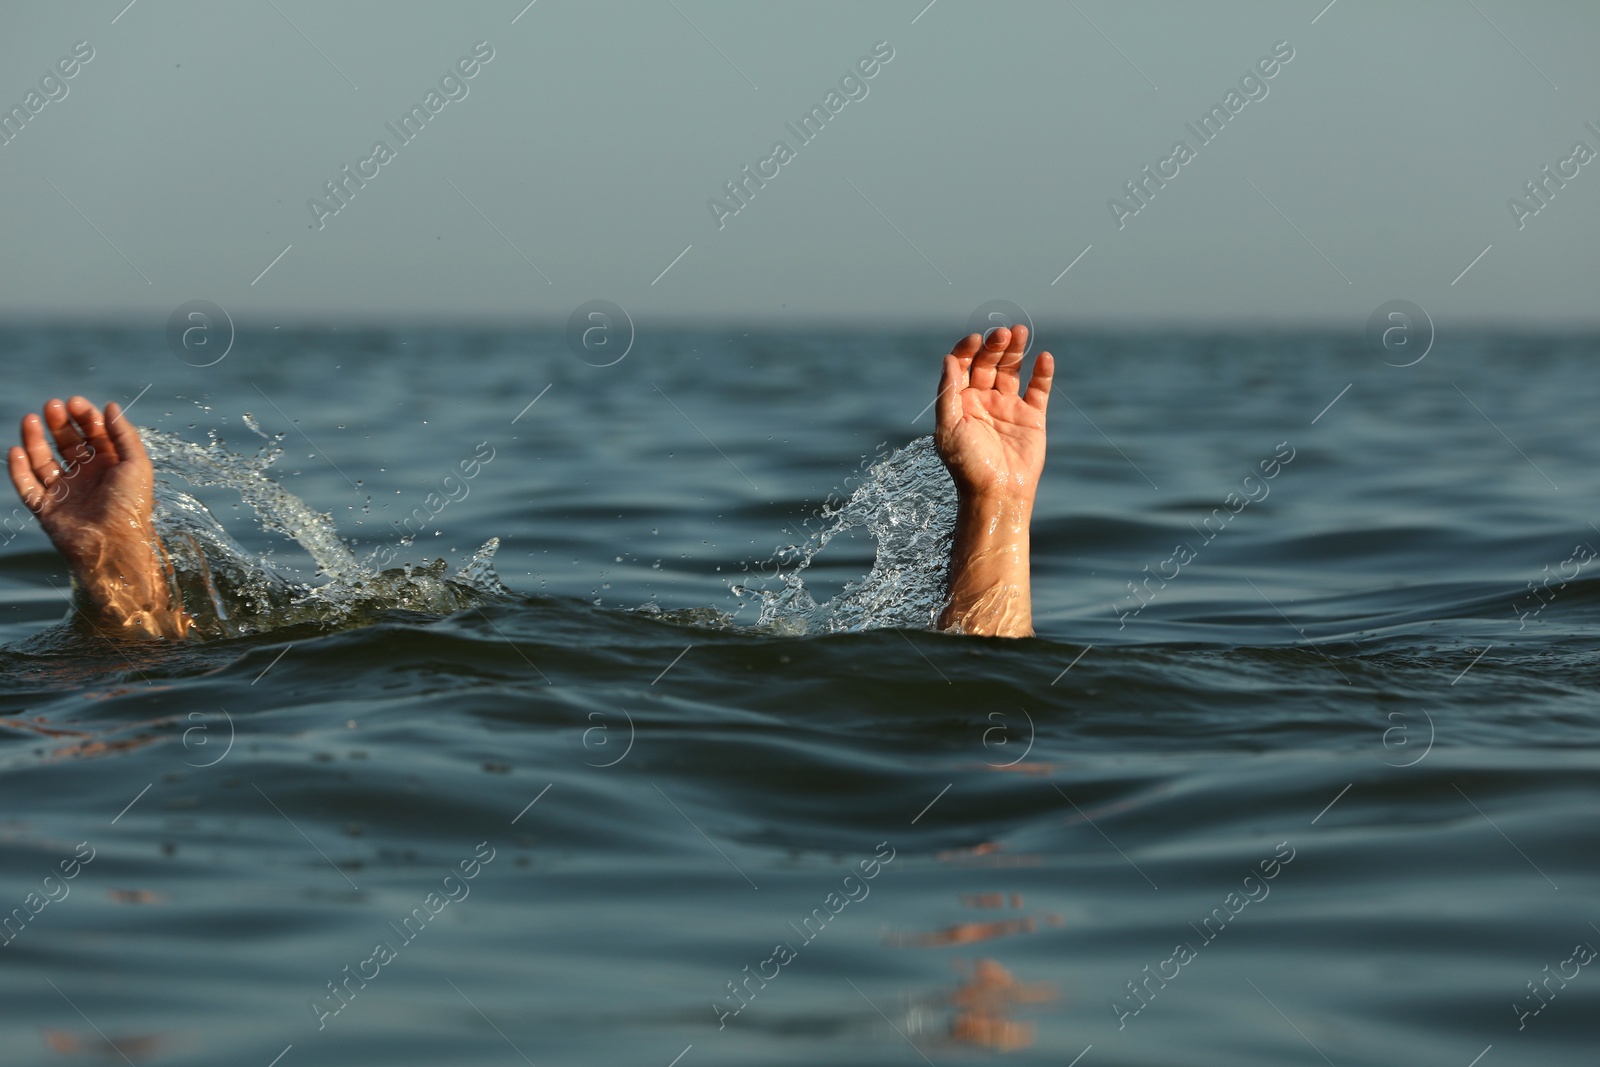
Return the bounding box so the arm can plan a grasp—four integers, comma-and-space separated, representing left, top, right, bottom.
144, 425, 360, 581
141, 427, 505, 639
737, 436, 957, 634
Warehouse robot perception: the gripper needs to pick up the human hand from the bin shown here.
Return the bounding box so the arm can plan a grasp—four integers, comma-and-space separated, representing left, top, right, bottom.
8, 396, 155, 562
934, 326, 1052, 504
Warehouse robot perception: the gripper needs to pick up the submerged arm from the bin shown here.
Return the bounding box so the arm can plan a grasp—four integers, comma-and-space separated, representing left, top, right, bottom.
933, 326, 1052, 638
940, 491, 1035, 637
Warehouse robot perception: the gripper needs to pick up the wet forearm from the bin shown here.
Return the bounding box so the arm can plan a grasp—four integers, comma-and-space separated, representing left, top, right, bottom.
71, 524, 189, 639
939, 492, 1033, 637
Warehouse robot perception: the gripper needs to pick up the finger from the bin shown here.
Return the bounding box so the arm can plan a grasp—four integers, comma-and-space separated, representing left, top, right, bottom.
8, 446, 44, 513
68, 396, 119, 466
104, 402, 146, 465
1023, 351, 1055, 414
20, 413, 60, 487
969, 327, 1010, 392
936, 354, 964, 433
43, 398, 91, 466
995, 324, 1029, 396
948, 335, 978, 383
949, 333, 983, 389
950, 332, 983, 364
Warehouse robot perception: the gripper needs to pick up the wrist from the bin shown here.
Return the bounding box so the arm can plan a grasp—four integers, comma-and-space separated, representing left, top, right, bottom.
940, 490, 1034, 637
72, 523, 186, 638
954, 491, 1034, 540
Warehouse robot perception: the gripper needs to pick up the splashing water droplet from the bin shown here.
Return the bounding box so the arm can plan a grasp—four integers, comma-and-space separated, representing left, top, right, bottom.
140, 426, 506, 638
736, 436, 956, 634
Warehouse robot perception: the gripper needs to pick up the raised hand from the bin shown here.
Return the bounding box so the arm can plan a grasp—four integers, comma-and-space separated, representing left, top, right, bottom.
932, 326, 1051, 638
10, 398, 152, 558
8, 397, 187, 638
934, 326, 1053, 503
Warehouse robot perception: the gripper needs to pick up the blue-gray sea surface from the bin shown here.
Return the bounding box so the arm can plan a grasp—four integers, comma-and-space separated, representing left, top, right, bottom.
1, 325, 1597, 1066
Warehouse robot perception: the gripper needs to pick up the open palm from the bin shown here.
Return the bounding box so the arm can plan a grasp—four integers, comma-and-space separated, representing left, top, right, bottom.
8, 397, 154, 562
934, 326, 1053, 501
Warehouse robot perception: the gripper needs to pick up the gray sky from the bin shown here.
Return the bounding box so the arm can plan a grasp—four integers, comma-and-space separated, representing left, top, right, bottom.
1, 0, 1597, 326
